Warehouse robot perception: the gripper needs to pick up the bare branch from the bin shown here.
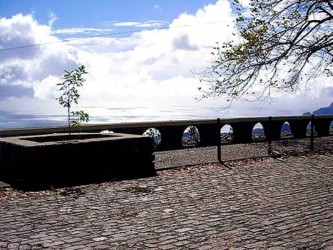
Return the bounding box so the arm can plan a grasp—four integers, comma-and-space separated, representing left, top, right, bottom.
198, 0, 333, 104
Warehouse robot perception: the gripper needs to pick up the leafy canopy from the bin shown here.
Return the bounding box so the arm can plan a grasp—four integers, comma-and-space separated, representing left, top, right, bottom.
57, 65, 89, 134
200, 0, 333, 103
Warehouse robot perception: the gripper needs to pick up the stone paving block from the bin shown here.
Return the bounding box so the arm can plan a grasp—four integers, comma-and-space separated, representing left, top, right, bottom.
159, 244, 175, 250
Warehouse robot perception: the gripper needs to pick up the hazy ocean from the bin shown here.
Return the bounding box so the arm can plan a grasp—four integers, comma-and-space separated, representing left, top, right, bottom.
0, 106, 222, 129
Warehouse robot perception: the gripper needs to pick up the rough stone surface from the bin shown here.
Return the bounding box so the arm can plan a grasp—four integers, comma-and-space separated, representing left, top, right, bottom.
0, 133, 155, 189
1, 142, 333, 249
155, 137, 332, 169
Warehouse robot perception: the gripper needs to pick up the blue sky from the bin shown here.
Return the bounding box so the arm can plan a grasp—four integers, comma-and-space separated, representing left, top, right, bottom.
0, 1, 214, 36
1, 1, 211, 23
0, 0, 232, 51
0, 0, 332, 129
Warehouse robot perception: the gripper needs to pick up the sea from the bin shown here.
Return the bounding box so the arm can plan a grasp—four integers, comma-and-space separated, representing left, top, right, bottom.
0, 105, 223, 130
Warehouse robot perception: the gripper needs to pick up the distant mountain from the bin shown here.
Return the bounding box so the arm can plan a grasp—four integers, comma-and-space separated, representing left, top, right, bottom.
313, 103, 333, 115
303, 102, 333, 115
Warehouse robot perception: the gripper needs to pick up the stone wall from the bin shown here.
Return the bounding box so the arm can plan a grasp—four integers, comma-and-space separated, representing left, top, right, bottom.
1, 115, 333, 151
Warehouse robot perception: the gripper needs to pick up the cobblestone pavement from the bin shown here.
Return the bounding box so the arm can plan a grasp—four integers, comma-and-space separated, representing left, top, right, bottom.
0, 142, 333, 250
1, 152, 333, 249
155, 137, 333, 169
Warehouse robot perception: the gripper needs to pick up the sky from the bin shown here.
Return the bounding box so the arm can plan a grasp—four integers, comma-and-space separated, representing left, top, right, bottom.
0, 0, 332, 129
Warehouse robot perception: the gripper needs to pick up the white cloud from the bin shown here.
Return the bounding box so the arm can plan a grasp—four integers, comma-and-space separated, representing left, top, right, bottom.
238, 0, 251, 8
33, 75, 60, 100
67, 36, 137, 53
52, 27, 113, 36
110, 20, 166, 28
0, 13, 78, 90
0, 14, 52, 60
173, 34, 199, 51
0, 0, 332, 128
48, 11, 57, 26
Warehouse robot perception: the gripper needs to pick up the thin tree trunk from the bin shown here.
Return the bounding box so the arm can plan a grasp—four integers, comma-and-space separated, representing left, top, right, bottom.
67, 104, 71, 138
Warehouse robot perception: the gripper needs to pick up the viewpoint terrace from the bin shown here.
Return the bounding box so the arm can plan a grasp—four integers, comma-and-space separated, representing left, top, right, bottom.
0, 117, 333, 249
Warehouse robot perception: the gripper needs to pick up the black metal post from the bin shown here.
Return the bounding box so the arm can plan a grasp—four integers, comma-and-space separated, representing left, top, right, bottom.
310, 115, 314, 150
267, 116, 272, 155
217, 118, 222, 162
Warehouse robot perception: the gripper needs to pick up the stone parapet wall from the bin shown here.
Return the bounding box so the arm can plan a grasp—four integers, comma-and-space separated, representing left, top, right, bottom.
1, 115, 333, 151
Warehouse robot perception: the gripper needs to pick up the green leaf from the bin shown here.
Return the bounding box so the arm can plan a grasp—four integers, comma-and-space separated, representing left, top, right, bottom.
57, 65, 90, 131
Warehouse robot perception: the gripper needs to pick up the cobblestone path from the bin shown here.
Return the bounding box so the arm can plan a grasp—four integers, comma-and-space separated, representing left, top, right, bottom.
154, 137, 333, 169
0, 152, 333, 249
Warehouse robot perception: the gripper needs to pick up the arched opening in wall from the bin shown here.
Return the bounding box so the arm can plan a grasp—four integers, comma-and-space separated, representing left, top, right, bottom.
182, 126, 200, 148
330, 120, 333, 135
143, 128, 162, 150
252, 123, 266, 142
280, 121, 293, 139
220, 124, 234, 144
100, 130, 114, 134
306, 121, 318, 136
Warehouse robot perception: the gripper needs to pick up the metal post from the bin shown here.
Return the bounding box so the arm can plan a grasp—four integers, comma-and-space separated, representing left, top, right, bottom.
267, 116, 272, 155
310, 115, 314, 150
217, 118, 222, 162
